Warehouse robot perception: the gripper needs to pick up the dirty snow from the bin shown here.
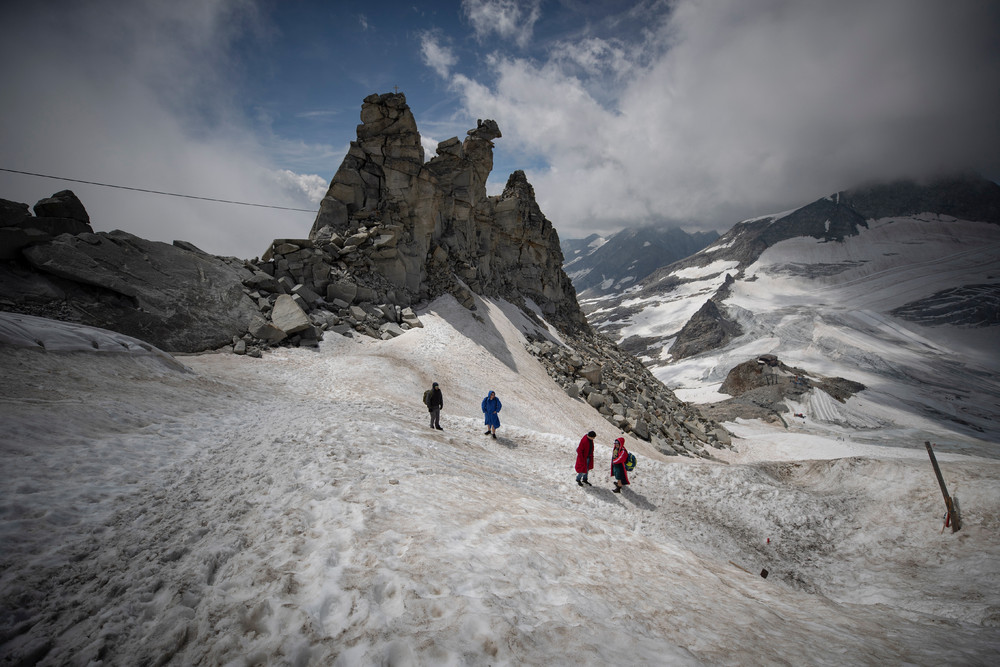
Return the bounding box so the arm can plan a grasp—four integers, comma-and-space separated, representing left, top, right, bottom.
1, 302, 999, 665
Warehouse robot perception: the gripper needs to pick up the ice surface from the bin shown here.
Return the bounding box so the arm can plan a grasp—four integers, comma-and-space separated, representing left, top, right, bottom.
1, 300, 998, 665
600, 216, 1000, 457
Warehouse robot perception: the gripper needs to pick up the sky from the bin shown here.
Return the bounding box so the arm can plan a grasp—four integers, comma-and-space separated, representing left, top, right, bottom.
2, 0, 999, 259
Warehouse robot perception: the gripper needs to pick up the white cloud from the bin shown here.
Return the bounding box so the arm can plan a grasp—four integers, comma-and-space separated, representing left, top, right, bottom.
420, 32, 458, 79
550, 37, 632, 78
270, 169, 327, 204
420, 135, 441, 161
0, 0, 322, 259
444, 0, 1000, 237
462, 0, 542, 49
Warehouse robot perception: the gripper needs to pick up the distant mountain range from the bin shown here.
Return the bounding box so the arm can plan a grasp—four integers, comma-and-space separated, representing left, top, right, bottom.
580, 174, 1000, 452
561, 226, 718, 298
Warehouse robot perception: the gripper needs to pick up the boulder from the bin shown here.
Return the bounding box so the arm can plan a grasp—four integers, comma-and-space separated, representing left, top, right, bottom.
1, 198, 31, 226
271, 294, 312, 334
579, 364, 603, 385
327, 280, 358, 304
379, 322, 405, 338
587, 392, 606, 409
20, 230, 259, 352
243, 271, 281, 293
249, 315, 286, 344
33, 190, 90, 224
401, 308, 422, 328
292, 283, 323, 306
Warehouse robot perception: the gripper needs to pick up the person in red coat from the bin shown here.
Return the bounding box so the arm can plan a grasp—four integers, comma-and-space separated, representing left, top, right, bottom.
611, 437, 630, 493
575, 431, 596, 486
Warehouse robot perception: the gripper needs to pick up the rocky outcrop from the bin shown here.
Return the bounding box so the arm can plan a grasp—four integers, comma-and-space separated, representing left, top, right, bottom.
698, 356, 866, 425
525, 331, 732, 457
1, 191, 94, 261
15, 229, 261, 352
0, 180, 434, 353
0, 95, 586, 353
668, 294, 742, 361
307, 92, 586, 332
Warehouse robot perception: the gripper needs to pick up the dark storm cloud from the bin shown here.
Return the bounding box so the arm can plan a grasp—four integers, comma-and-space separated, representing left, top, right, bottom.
446, 0, 1000, 235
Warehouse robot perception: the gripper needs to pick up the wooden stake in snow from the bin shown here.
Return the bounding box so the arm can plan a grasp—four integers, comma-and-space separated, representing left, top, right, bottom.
925, 441, 962, 533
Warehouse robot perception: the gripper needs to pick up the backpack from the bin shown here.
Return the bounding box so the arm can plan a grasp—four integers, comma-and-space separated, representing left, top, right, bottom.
625, 452, 637, 471
422, 389, 431, 406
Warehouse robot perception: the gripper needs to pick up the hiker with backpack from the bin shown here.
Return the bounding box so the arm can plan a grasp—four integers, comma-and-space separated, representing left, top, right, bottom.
482, 390, 501, 439
423, 382, 444, 430
611, 436, 631, 493
575, 431, 596, 486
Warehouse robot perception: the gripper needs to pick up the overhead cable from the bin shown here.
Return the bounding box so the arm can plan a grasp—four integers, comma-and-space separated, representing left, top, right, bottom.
0, 167, 317, 213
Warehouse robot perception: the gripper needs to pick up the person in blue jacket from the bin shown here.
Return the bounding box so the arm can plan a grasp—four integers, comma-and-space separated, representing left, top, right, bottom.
482, 390, 502, 439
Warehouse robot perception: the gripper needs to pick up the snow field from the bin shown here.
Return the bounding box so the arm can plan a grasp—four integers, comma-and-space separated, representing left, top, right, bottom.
1, 302, 999, 665
645, 217, 1000, 452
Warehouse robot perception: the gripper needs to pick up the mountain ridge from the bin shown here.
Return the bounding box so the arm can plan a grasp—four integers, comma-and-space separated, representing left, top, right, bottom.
583, 174, 1000, 453
562, 225, 718, 298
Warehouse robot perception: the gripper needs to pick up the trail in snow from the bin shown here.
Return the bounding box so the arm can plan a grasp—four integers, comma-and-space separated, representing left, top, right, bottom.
1, 303, 999, 665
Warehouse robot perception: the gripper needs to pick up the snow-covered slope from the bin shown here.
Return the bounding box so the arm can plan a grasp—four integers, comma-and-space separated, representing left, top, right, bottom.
585, 186, 1000, 459
1, 303, 998, 664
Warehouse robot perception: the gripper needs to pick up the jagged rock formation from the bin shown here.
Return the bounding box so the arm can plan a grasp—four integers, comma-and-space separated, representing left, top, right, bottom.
306, 92, 586, 330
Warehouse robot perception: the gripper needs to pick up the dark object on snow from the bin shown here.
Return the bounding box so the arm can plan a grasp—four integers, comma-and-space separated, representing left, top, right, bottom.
760, 568, 769, 579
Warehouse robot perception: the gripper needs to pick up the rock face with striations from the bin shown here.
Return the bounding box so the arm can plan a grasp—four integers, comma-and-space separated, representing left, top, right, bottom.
306, 92, 585, 330
14, 228, 261, 353
1, 189, 268, 352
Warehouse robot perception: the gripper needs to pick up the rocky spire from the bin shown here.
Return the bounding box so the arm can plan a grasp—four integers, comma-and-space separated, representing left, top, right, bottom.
307, 92, 587, 332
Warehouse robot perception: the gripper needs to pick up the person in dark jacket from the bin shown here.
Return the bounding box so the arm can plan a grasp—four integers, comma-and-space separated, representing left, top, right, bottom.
575, 431, 596, 486
427, 382, 443, 430
482, 390, 502, 439
611, 437, 630, 493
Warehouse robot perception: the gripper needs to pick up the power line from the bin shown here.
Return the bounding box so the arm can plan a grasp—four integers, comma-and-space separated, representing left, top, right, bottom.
0, 167, 318, 213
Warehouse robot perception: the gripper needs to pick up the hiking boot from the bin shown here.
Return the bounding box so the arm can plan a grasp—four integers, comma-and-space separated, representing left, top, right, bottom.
491, 433, 497, 440
435, 426, 443, 430
577, 480, 584, 486
485, 430, 492, 435
583, 479, 592, 486
613, 486, 621, 493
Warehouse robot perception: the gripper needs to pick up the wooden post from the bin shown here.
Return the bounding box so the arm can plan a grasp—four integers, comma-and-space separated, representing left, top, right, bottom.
925, 441, 961, 532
